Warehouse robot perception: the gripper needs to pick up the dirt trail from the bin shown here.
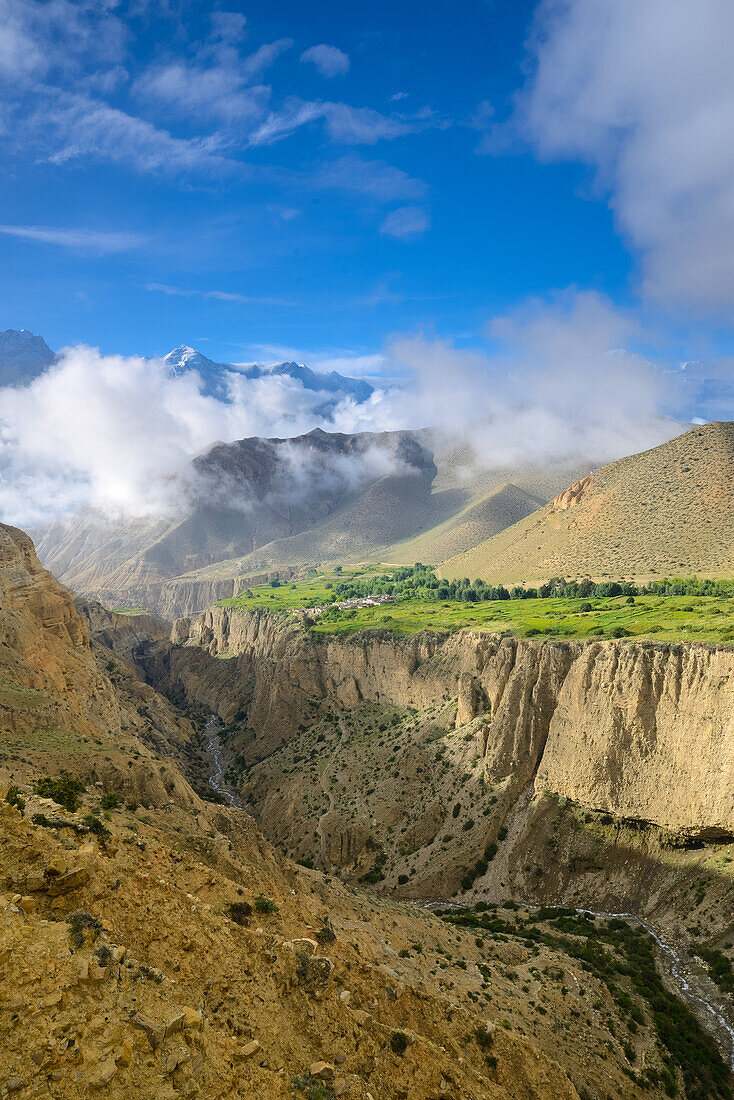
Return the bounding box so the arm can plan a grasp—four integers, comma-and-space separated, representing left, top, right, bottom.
315, 717, 350, 871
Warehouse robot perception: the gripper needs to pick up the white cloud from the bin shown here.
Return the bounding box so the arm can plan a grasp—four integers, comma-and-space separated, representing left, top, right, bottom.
375, 290, 679, 468
0, 291, 700, 529
0, 224, 145, 253
146, 283, 299, 307
513, 0, 734, 315
300, 44, 350, 78
249, 98, 444, 147
241, 39, 293, 80
311, 155, 428, 202
0, 0, 126, 81
0, 346, 382, 526
380, 206, 430, 240
209, 11, 247, 44
31, 91, 238, 176
133, 62, 270, 126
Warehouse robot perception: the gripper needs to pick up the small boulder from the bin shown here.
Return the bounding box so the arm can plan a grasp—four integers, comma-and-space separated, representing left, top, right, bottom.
88, 1062, 118, 1089
131, 1013, 165, 1049
284, 937, 318, 956
309, 1062, 335, 1081
46, 868, 90, 897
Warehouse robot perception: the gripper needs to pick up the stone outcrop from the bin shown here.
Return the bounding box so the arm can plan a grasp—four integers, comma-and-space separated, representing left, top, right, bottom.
552, 474, 595, 510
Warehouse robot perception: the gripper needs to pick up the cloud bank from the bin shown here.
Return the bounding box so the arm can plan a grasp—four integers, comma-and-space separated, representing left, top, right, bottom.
0, 291, 708, 530
514, 0, 734, 315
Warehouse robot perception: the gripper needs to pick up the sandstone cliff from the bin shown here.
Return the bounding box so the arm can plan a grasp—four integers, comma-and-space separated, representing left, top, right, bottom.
165, 607, 734, 837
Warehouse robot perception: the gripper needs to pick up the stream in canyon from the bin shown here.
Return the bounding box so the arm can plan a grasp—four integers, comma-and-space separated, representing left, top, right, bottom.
204, 715, 250, 812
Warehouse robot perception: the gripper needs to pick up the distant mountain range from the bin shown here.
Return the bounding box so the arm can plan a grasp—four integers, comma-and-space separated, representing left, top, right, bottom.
31, 420, 597, 618
32, 426, 442, 617
0, 329, 374, 411
162, 344, 374, 408
0, 328, 56, 384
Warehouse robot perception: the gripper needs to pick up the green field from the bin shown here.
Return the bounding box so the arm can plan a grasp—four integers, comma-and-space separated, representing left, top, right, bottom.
310, 594, 734, 641
218, 571, 734, 643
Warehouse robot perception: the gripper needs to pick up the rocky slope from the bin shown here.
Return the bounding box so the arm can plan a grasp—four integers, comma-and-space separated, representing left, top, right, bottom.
162, 607, 734, 838
385, 482, 543, 566
4, 523, 687, 1099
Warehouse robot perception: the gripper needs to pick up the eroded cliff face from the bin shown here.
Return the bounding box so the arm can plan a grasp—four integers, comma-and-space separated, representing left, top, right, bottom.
165, 607, 734, 837
0, 523, 198, 811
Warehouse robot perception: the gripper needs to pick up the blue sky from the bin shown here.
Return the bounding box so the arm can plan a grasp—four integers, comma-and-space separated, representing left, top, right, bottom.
0, 0, 639, 366
3, 0, 734, 526
3, 0, 734, 377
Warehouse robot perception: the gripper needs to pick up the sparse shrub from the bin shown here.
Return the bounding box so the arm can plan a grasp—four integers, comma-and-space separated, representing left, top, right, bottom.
254, 893, 278, 914
84, 814, 110, 846
34, 773, 84, 812
5, 785, 25, 812
228, 901, 253, 925
474, 1024, 494, 1052
67, 911, 102, 948
138, 964, 163, 983
95, 944, 113, 967
291, 1072, 336, 1100
100, 792, 120, 810
390, 1030, 408, 1055
316, 925, 336, 946
398, 873, 409, 885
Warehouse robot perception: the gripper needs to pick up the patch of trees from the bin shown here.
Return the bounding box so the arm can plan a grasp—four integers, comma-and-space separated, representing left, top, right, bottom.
331, 564, 734, 605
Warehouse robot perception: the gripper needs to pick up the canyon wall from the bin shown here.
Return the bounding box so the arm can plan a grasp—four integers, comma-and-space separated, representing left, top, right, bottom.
163, 606, 734, 837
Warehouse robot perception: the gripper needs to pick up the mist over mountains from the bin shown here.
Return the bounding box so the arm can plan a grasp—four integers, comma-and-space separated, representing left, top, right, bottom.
0, 305, 732, 544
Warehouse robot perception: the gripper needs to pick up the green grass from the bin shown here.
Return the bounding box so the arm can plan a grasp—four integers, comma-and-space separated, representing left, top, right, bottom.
310, 593, 734, 642
110, 606, 149, 616
0, 676, 54, 708
217, 570, 734, 643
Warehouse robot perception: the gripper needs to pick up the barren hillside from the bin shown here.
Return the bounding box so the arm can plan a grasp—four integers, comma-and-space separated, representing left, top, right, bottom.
441, 421, 734, 583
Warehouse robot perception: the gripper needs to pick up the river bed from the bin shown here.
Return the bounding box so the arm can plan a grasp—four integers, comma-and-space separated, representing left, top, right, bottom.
204, 715, 250, 812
